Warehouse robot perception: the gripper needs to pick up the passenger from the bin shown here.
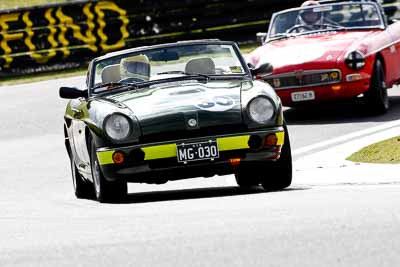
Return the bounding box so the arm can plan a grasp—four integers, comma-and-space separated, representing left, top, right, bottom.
120, 54, 151, 83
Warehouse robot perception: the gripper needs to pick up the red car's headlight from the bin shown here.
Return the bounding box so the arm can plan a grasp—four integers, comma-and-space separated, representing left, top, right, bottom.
345, 50, 365, 70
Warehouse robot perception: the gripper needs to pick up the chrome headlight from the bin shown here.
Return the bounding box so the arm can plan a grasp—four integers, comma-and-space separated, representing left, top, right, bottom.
345, 50, 365, 70
104, 113, 132, 141
248, 96, 275, 124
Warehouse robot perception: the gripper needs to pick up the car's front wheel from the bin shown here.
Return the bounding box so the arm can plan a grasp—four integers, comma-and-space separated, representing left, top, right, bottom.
70, 153, 93, 199
364, 59, 389, 114
260, 124, 292, 191
90, 140, 127, 203
234, 171, 260, 188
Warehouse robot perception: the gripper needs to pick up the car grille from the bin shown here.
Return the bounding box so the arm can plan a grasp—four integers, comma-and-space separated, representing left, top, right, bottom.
264, 69, 341, 90
139, 124, 248, 144
148, 149, 249, 169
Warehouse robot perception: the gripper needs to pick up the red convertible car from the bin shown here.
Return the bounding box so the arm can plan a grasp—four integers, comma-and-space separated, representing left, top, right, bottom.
248, 0, 400, 114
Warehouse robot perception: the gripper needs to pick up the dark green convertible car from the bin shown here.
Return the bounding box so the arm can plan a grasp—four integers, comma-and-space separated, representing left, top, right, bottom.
60, 40, 292, 202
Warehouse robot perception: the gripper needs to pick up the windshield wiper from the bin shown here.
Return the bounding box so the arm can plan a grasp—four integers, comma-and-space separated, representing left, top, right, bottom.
92, 82, 138, 91
269, 33, 292, 41
157, 71, 211, 81
92, 81, 140, 96
93, 72, 216, 96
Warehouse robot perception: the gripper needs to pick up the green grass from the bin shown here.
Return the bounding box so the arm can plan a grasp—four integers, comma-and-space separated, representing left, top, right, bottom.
0, 68, 87, 86
0, 0, 67, 9
239, 43, 259, 54
347, 136, 400, 164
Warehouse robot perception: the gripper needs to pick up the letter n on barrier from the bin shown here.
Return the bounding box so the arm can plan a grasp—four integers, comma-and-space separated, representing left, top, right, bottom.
56, 4, 98, 56
0, 13, 24, 68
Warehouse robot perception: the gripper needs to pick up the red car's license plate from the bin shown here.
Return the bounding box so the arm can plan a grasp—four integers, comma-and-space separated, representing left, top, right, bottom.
177, 140, 219, 163
291, 91, 315, 102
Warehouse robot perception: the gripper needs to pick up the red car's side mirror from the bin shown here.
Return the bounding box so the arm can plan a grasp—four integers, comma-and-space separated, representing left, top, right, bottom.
250, 63, 273, 78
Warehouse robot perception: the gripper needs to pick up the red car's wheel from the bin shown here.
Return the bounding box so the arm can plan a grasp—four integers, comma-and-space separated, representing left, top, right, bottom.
364, 59, 389, 114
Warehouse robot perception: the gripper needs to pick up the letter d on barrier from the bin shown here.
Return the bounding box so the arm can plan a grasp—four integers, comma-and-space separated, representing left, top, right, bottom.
94, 1, 130, 52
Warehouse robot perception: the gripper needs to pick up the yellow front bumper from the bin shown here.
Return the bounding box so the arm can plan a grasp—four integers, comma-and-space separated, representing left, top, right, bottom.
97, 132, 285, 166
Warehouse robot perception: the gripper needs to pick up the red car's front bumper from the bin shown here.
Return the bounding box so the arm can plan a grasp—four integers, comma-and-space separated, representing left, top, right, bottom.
275, 78, 371, 106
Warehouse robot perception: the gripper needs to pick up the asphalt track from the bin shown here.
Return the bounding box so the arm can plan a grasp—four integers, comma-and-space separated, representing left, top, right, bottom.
1, 76, 400, 266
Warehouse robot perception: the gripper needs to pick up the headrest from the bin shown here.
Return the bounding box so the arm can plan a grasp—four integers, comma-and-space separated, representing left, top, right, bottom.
120, 54, 151, 81
185, 58, 216, 75
101, 64, 121, 84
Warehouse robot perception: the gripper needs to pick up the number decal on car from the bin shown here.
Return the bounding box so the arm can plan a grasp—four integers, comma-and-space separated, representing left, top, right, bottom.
196, 96, 235, 111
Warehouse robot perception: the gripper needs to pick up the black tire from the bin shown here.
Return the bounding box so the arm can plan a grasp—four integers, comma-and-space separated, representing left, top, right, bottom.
70, 153, 93, 199
261, 123, 292, 191
364, 60, 389, 115
234, 171, 260, 188
90, 140, 127, 203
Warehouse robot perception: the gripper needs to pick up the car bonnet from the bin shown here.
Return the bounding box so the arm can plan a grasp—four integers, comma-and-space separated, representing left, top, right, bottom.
248, 30, 380, 73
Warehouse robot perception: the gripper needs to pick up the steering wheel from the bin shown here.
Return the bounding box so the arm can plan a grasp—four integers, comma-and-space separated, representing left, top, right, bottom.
119, 77, 145, 83
286, 24, 313, 33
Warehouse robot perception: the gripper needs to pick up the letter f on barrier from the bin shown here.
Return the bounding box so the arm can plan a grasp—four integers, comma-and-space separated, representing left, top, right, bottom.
0, 13, 24, 68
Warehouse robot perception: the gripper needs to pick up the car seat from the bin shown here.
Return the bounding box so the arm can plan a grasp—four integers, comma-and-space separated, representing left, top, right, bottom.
185, 58, 216, 75
101, 64, 121, 84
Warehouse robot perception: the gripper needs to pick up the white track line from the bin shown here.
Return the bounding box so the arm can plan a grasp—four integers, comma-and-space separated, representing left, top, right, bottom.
292, 119, 400, 156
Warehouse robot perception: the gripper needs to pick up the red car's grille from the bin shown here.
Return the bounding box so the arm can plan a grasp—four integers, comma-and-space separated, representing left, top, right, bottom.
265, 69, 341, 90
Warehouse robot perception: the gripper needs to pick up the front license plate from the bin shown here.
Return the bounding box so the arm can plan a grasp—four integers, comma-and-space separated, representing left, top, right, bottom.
291, 91, 315, 102
177, 140, 219, 163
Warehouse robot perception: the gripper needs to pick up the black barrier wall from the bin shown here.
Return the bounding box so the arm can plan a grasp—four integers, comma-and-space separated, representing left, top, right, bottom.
0, 0, 399, 77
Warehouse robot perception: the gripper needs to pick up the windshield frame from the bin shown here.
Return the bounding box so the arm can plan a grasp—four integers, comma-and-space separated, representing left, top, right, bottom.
267, 1, 386, 40
87, 41, 251, 97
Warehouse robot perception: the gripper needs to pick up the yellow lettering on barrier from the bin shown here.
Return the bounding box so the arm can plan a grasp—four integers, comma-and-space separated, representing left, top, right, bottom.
95, 1, 129, 52
0, 13, 24, 68
55, 8, 71, 58
22, 11, 57, 64
56, 4, 97, 53
44, 8, 59, 52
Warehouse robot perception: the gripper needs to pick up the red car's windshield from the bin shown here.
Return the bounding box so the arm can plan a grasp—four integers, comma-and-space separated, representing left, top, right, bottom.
268, 2, 385, 38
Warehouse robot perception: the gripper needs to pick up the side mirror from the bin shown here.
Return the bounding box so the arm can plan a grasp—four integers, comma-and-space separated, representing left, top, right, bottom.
59, 87, 88, 99
256, 32, 267, 44
251, 63, 273, 77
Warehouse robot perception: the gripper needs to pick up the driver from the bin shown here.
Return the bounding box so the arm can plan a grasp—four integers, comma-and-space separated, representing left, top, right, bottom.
120, 54, 151, 83
297, 1, 323, 29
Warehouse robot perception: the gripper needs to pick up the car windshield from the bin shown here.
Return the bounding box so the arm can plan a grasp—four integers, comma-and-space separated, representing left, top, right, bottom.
268, 2, 384, 39
91, 43, 246, 94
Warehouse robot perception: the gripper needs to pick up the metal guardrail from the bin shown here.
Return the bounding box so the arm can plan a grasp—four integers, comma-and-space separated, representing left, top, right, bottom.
0, 0, 398, 77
